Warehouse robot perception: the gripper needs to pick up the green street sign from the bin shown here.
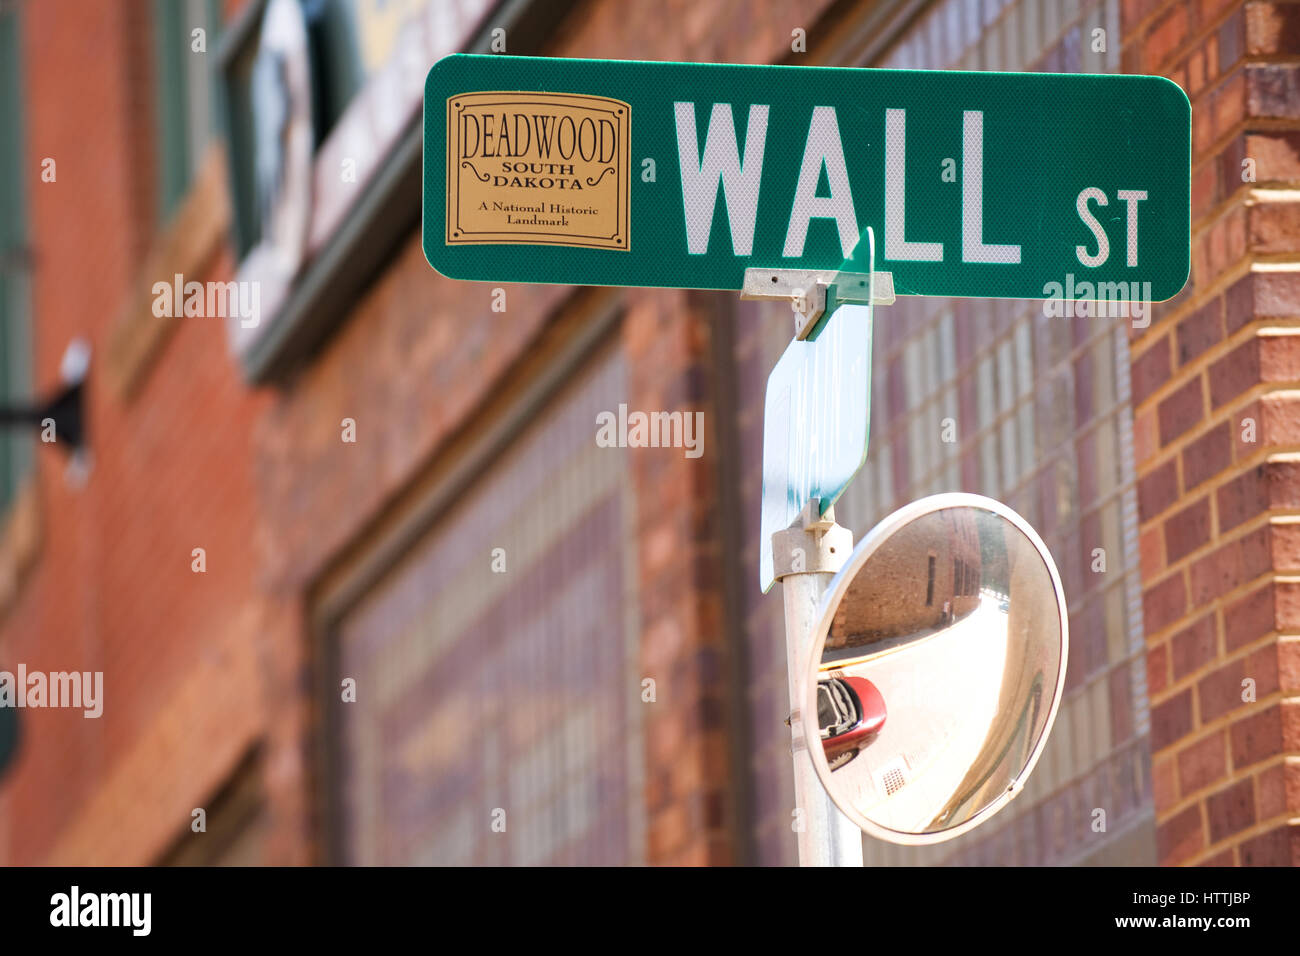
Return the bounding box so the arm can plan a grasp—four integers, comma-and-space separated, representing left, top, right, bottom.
423, 55, 1190, 301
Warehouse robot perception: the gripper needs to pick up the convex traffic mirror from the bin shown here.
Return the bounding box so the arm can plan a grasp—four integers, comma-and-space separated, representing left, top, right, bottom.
802, 493, 1068, 845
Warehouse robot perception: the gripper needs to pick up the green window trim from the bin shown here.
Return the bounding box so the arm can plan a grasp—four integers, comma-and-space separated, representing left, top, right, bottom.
152, 0, 224, 224
153, 0, 192, 220
0, 5, 32, 512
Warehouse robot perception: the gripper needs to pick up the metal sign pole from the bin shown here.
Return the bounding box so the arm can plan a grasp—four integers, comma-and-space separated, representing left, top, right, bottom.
772, 499, 863, 867
745, 260, 887, 867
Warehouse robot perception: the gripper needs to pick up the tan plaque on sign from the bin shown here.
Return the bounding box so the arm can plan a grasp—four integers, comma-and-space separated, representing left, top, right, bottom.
447, 92, 630, 250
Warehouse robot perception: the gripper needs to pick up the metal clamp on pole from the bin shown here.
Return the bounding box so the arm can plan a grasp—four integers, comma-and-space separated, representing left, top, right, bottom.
741, 268, 895, 340
771, 498, 852, 581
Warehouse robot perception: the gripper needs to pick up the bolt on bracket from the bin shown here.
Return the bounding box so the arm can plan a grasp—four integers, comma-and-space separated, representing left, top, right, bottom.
741, 268, 895, 340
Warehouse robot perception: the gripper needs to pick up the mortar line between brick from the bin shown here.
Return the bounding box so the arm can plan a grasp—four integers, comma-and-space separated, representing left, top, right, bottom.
1153, 502, 1300, 574
1135, 395, 1300, 491
1144, 564, 1300, 649
1156, 627, 1300, 704
1183, 810, 1300, 866
1157, 740, 1299, 815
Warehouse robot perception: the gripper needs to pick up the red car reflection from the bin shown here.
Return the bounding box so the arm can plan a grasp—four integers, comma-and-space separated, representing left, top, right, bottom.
818, 676, 887, 770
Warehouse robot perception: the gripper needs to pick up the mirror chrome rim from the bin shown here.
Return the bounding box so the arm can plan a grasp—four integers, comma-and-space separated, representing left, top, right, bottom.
801, 492, 1069, 846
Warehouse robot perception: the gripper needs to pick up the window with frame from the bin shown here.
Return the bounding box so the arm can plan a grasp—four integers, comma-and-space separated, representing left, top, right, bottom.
739, 0, 1152, 868
842, 0, 1151, 870
219, 0, 379, 256
328, 339, 645, 866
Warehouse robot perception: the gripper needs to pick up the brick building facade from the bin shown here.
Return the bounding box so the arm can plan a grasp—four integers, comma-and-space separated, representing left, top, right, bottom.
1125, 0, 1300, 866
0, 0, 1294, 866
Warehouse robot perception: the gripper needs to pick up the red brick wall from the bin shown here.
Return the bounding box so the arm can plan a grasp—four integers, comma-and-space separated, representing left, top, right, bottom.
1126, 0, 1300, 865
0, 0, 274, 864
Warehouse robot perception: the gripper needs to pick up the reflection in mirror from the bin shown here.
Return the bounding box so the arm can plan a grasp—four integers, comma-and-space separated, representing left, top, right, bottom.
809, 502, 1065, 841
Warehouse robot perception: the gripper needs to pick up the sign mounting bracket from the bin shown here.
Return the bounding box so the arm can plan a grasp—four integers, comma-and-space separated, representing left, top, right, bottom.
741, 268, 896, 339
